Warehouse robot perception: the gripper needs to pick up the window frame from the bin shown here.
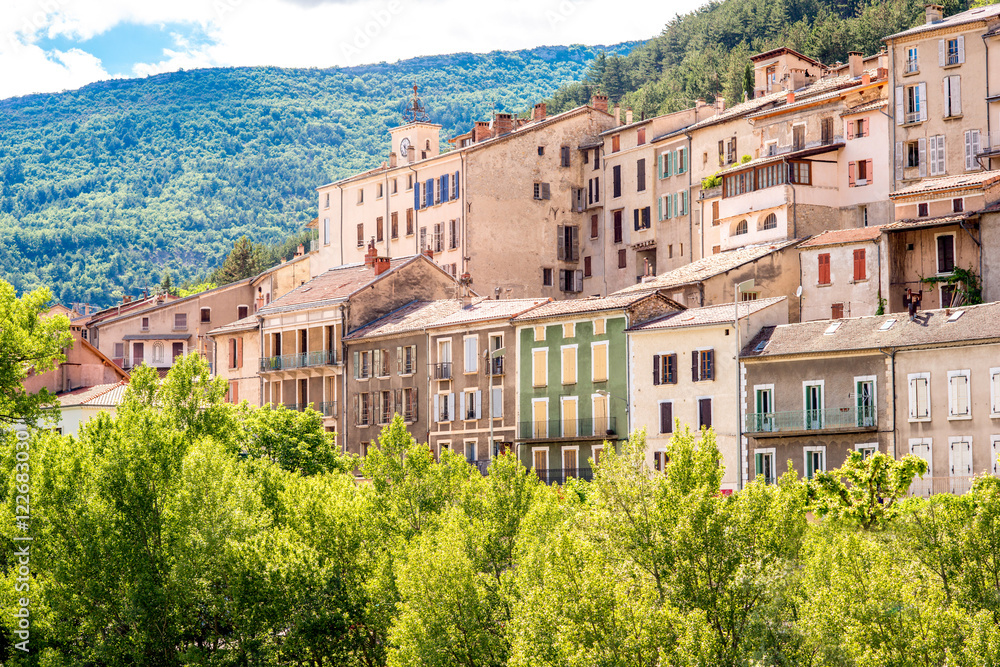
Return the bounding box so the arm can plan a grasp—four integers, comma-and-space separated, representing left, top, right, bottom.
947, 369, 972, 420
908, 372, 932, 422
804, 446, 827, 480
990, 367, 1000, 418
754, 447, 776, 484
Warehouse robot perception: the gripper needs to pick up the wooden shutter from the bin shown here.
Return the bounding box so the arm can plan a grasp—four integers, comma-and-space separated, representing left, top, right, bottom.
832, 303, 844, 319
229, 338, 236, 369
918, 83, 928, 122
633, 208, 640, 231
237, 338, 243, 369
653, 354, 661, 385
593, 343, 607, 382
699, 398, 712, 428
660, 402, 673, 433
895, 86, 904, 125
853, 249, 866, 281
895, 142, 904, 180
818, 253, 831, 284
532, 349, 547, 387
692, 351, 699, 382
705, 349, 714, 380
867, 159, 874, 186
939, 39, 946, 67
918, 137, 927, 177
561, 346, 576, 384
847, 120, 854, 140
848, 161, 856, 187
667, 354, 677, 384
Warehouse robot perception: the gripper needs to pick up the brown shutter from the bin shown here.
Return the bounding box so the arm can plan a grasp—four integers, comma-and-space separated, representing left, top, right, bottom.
237, 338, 243, 369
692, 351, 699, 382
848, 161, 856, 187
653, 354, 661, 385
660, 402, 673, 433
866, 159, 873, 185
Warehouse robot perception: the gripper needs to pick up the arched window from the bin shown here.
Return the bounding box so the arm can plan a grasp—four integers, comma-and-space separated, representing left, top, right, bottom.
733, 219, 748, 236
152, 342, 164, 363
760, 213, 777, 230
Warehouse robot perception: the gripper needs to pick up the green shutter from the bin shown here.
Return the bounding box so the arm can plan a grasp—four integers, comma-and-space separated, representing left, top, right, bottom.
666, 194, 672, 219
658, 153, 665, 179
755, 452, 763, 479
657, 196, 663, 221
806, 453, 814, 479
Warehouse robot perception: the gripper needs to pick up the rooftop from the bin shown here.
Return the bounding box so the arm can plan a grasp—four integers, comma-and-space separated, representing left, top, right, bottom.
207, 315, 259, 337
628, 296, 786, 332
344, 299, 466, 340
612, 239, 803, 296
57, 380, 129, 408
429, 298, 550, 329
741, 301, 1000, 359
882, 213, 974, 232
511, 292, 671, 322
798, 226, 883, 248
889, 171, 1000, 198
887, 4, 1000, 40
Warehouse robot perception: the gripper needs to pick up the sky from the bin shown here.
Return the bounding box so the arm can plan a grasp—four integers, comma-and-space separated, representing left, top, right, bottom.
0, 0, 694, 100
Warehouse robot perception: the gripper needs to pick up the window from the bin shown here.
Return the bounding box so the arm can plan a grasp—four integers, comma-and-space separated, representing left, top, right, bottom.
490, 387, 502, 419
760, 213, 777, 230
114, 342, 124, 358
435, 393, 455, 422
943, 36, 964, 66
433, 223, 444, 252
357, 223, 365, 247
228, 337, 243, 369
633, 207, 651, 231
618, 249, 627, 269
991, 367, 1000, 417
462, 390, 482, 420
398, 345, 417, 375
376, 183, 383, 199
592, 394, 610, 436
652, 353, 678, 385
237, 305, 248, 319
861, 206, 869, 227
563, 322, 575, 338
377, 389, 393, 424
560, 145, 571, 167
390, 212, 399, 239
755, 449, 776, 484
848, 117, 869, 139
928, 135, 946, 176
533, 182, 551, 200
937, 234, 955, 273
534, 325, 546, 342
174, 313, 187, 329
698, 397, 713, 429
562, 398, 579, 438
954, 198, 964, 213
353, 350, 373, 379
792, 125, 805, 151
692, 349, 714, 382
591, 214, 599, 239
611, 135, 620, 153
905, 46, 918, 73
538, 146, 545, 156
804, 382, 824, 429
405, 208, 414, 236
853, 248, 866, 281
908, 372, 931, 421
831, 303, 844, 319
532, 349, 547, 387
944, 75, 962, 117
324, 192, 330, 208
910, 439, 933, 496
965, 130, 982, 171
653, 450, 668, 473
419, 227, 428, 252
613, 210, 623, 243
948, 370, 972, 419
753, 386, 774, 432
323, 217, 330, 245
593, 148, 600, 168
637, 127, 646, 145
391, 178, 398, 194
561, 345, 577, 385
821, 117, 833, 145
637, 158, 646, 192
376, 216, 384, 242
357, 188, 364, 204
557, 225, 580, 261
902, 83, 927, 124
559, 269, 583, 293
804, 447, 826, 479
789, 161, 811, 184
918, 202, 929, 217
406, 174, 413, 190
141, 317, 149, 331
612, 165, 622, 198
449, 219, 459, 249
659, 401, 674, 434
850, 159, 872, 186
542, 268, 553, 286
818, 253, 831, 285
856, 443, 878, 459
592, 341, 608, 382
949, 436, 973, 494
733, 220, 748, 236
356, 392, 370, 426
463, 336, 478, 374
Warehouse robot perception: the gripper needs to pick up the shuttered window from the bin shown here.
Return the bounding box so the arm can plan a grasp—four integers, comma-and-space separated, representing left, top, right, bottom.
532, 349, 547, 387
991, 368, 1000, 416
853, 249, 866, 281
948, 370, 971, 418
818, 253, 831, 284
698, 398, 712, 429
561, 346, 577, 385
659, 402, 673, 434
937, 234, 955, 274
592, 342, 608, 382
909, 373, 931, 420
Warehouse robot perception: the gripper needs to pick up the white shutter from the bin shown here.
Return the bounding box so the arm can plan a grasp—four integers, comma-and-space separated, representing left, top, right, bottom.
939, 39, 946, 67
908, 377, 917, 419
448, 393, 455, 422
992, 370, 1000, 415
917, 378, 929, 419
895, 142, 904, 180
434, 394, 440, 422
918, 83, 928, 122
459, 391, 466, 420
475, 390, 482, 419
929, 136, 939, 175
951, 76, 961, 116
949, 375, 958, 416
993, 437, 1000, 477
936, 135, 946, 175
491, 387, 502, 418
895, 86, 904, 125
918, 137, 927, 177
966, 131, 975, 171
972, 130, 982, 169
958, 36, 965, 64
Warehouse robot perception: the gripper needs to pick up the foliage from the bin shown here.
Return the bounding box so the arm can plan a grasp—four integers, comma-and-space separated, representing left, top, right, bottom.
0, 45, 633, 307
809, 451, 927, 529
701, 172, 722, 189
0, 280, 72, 426
921, 266, 984, 306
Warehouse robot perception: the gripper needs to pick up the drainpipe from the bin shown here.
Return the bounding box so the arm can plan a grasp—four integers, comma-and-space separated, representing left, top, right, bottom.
958, 216, 984, 301
889, 38, 897, 194
984, 33, 992, 171
876, 237, 883, 310
460, 151, 467, 277
687, 133, 694, 262
878, 346, 897, 459
601, 145, 610, 296
384, 169, 391, 258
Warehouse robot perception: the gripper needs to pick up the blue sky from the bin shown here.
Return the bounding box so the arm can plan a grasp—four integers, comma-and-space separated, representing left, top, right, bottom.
0, 0, 694, 100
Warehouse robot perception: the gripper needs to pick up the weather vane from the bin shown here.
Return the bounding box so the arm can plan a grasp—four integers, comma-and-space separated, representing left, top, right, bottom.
402, 84, 430, 123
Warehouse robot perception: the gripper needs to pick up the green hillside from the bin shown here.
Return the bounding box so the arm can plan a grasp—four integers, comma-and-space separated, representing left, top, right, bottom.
546, 0, 977, 117
0, 44, 636, 307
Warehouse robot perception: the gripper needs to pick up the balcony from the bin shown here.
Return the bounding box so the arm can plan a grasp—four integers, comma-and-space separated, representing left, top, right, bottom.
532, 467, 594, 485
485, 356, 505, 376
518, 417, 617, 441
745, 406, 876, 436
977, 132, 1000, 158
259, 349, 339, 372
433, 362, 452, 380
319, 401, 337, 418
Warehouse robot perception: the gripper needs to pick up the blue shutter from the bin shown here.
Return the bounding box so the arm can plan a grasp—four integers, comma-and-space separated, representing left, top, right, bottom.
673, 191, 679, 217
414, 182, 421, 210
425, 179, 434, 207
454, 171, 460, 199
441, 173, 449, 202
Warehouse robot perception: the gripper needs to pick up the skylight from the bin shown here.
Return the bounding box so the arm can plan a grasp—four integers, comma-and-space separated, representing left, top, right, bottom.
947, 310, 965, 322
878, 318, 897, 331
754, 339, 768, 352
824, 322, 842, 335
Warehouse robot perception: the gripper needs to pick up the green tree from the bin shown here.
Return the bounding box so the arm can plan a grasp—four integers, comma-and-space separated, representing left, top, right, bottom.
210, 236, 270, 285
237, 402, 350, 475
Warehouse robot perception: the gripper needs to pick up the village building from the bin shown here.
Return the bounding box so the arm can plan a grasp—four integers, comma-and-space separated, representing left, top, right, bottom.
798, 226, 884, 321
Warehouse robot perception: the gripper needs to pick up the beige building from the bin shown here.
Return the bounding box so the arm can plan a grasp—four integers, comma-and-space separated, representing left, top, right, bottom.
798, 227, 884, 321
54, 381, 129, 436
742, 301, 1000, 495
316, 95, 617, 299
627, 297, 788, 490
885, 4, 1000, 191
207, 316, 261, 406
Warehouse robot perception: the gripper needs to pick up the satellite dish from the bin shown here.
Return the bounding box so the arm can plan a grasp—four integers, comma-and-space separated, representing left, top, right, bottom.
795, 286, 803, 297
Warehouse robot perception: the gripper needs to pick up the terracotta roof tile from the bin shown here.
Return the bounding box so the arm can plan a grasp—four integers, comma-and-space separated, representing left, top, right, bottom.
207, 315, 259, 336
741, 301, 1000, 358
841, 99, 887, 117
344, 300, 466, 340
882, 213, 972, 231
57, 380, 129, 407
888, 4, 1000, 40
628, 296, 786, 331
798, 226, 883, 248
889, 171, 1000, 198
511, 292, 665, 322
429, 298, 550, 328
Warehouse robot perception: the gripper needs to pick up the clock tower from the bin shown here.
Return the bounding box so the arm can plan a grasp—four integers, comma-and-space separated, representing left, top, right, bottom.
390, 85, 442, 165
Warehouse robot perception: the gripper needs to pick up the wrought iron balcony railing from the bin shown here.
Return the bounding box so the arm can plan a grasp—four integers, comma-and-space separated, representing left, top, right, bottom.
518, 417, 617, 440
260, 349, 340, 372
745, 406, 875, 434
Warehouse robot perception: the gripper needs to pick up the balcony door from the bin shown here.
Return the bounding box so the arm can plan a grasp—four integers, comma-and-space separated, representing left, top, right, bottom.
561, 397, 578, 438
563, 447, 578, 480
804, 383, 823, 429
132, 342, 144, 366
532, 447, 549, 484
755, 387, 773, 432
856, 379, 875, 427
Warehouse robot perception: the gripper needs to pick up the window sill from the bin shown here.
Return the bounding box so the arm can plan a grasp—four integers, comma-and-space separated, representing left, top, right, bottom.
850, 278, 869, 284
943, 114, 964, 121
902, 69, 920, 77
943, 62, 963, 70
947, 414, 972, 421
907, 417, 931, 423
816, 282, 832, 288
901, 120, 924, 128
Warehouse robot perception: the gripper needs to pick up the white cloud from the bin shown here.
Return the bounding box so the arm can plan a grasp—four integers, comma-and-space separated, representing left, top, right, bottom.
0, 44, 110, 98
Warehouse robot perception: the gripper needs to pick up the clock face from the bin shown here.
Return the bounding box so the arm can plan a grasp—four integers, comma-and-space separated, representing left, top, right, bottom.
399, 137, 411, 156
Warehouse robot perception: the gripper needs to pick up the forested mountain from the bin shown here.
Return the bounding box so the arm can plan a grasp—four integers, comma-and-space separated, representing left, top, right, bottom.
546, 0, 980, 116
0, 44, 635, 307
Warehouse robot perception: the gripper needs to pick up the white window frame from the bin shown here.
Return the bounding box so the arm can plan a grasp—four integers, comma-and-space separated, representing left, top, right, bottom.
531, 398, 549, 439
531, 446, 549, 471
437, 440, 451, 460
754, 447, 776, 483
909, 438, 933, 497
560, 396, 579, 438
463, 388, 480, 421
464, 439, 478, 463
804, 445, 827, 479
991, 367, 1000, 418
591, 340, 609, 383
592, 393, 610, 437
658, 399, 674, 434
802, 380, 825, 429
562, 445, 580, 476
854, 375, 877, 426
991, 435, 1000, 477
752, 384, 775, 432
947, 369, 972, 420
908, 372, 931, 422
463, 335, 478, 374
533, 325, 546, 342
855, 442, 878, 458
948, 435, 973, 494
591, 444, 604, 468
653, 449, 668, 473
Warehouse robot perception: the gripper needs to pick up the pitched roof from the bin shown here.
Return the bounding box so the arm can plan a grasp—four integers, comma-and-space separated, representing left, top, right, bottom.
258, 254, 455, 316
681, 90, 786, 133
628, 296, 786, 332
750, 47, 827, 68
841, 99, 887, 117
717, 141, 845, 176
510, 292, 667, 322
612, 239, 803, 296
428, 298, 550, 329
207, 315, 259, 336
741, 301, 1000, 359
887, 4, 1000, 40
798, 226, 883, 248
57, 380, 129, 408
889, 171, 1000, 198
882, 213, 973, 231
344, 299, 466, 340
94, 279, 253, 327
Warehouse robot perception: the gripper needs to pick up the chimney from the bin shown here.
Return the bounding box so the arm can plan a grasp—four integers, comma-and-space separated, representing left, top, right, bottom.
532, 102, 546, 121
389, 152, 397, 168
407, 144, 416, 163
925, 3, 943, 24
695, 98, 706, 108
613, 104, 621, 126
848, 51, 863, 78
459, 273, 473, 307
295, 243, 304, 257
787, 90, 795, 105
625, 107, 633, 125
373, 256, 391, 276
862, 72, 871, 85
716, 98, 726, 112
474, 121, 490, 142
591, 93, 609, 113
364, 238, 378, 267
494, 112, 514, 136
877, 66, 888, 80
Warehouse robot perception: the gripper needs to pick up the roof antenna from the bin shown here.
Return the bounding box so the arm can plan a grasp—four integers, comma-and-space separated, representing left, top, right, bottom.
402, 85, 430, 123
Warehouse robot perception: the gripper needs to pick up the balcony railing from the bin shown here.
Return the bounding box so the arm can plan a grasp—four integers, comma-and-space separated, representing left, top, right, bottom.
745, 406, 875, 434
978, 132, 1000, 157
485, 356, 505, 376
532, 467, 594, 485
434, 362, 452, 380
260, 349, 339, 372
905, 58, 918, 73
518, 417, 617, 440
319, 401, 337, 418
